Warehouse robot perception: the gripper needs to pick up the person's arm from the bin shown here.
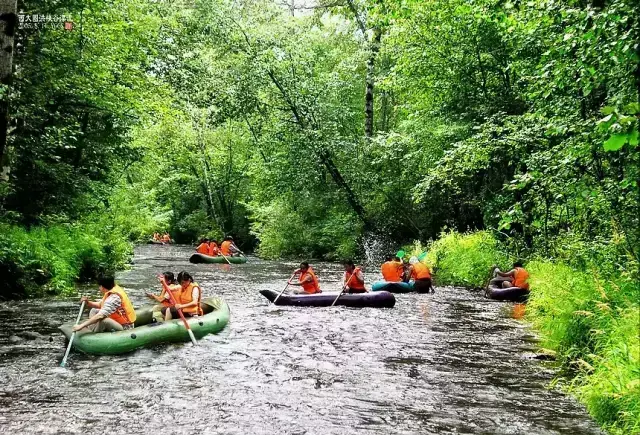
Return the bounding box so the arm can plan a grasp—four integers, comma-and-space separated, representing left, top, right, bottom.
80, 296, 101, 310
288, 270, 310, 286
73, 294, 120, 331
497, 269, 516, 278
176, 286, 199, 310
230, 243, 243, 254
353, 269, 364, 284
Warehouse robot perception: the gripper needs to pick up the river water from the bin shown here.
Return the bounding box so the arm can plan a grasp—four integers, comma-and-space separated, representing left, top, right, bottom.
0, 245, 601, 434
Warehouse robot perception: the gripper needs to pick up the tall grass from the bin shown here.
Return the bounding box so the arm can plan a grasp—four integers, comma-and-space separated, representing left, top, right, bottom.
425, 230, 639, 433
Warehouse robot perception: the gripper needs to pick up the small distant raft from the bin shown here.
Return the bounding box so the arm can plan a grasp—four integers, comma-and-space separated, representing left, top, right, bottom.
147, 239, 174, 245
189, 253, 247, 264
371, 280, 415, 293
59, 297, 230, 355
485, 277, 529, 302
260, 289, 395, 308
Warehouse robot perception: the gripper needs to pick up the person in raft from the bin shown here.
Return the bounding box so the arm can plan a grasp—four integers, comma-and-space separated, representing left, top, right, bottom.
196, 238, 210, 255
208, 239, 220, 256
153, 232, 161, 241
220, 236, 242, 257
381, 255, 404, 282
343, 260, 366, 293
161, 233, 171, 243
409, 257, 435, 293
145, 271, 181, 308
288, 262, 321, 294
160, 271, 203, 320
494, 261, 530, 290
72, 276, 136, 333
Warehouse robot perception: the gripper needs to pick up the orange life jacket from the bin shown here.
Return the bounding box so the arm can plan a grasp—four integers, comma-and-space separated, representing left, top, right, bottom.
208, 242, 219, 256
100, 285, 136, 326
220, 240, 232, 256
411, 262, 431, 280
161, 284, 182, 307
513, 267, 530, 290
299, 268, 321, 294
179, 282, 203, 315
381, 261, 403, 282
196, 243, 209, 254
345, 267, 365, 290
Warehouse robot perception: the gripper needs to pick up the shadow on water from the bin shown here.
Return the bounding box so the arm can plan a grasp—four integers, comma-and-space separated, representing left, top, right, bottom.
0, 245, 602, 434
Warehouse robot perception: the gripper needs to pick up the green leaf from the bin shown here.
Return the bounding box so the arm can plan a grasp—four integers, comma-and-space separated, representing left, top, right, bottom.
603, 133, 628, 152
628, 130, 639, 147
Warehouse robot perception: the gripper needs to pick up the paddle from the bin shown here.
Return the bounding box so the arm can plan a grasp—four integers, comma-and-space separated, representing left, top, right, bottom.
396, 249, 405, 259
272, 271, 297, 305
219, 252, 232, 265
60, 300, 86, 368
162, 278, 198, 345
331, 268, 358, 307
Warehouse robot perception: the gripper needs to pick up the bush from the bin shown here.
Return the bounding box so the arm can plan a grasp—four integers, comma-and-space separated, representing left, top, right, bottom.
426, 231, 511, 287
0, 221, 133, 299
526, 260, 640, 434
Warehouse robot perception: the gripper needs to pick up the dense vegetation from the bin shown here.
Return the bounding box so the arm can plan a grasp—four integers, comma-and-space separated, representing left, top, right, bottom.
0, 0, 637, 431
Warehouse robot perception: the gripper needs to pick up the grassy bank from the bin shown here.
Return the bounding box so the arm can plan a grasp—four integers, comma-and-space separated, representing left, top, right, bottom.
0, 222, 132, 299
424, 231, 640, 434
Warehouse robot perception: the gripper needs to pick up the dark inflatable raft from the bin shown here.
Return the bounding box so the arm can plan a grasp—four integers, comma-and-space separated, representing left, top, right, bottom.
260, 289, 395, 308
189, 253, 247, 264
371, 280, 415, 293
485, 284, 529, 302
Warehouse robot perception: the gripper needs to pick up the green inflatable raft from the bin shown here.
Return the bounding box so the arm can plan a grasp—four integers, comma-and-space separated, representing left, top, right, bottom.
59, 297, 230, 355
189, 253, 247, 264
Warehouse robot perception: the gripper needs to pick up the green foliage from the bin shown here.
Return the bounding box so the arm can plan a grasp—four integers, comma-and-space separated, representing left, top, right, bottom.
526, 261, 640, 434
0, 221, 132, 299
426, 231, 511, 287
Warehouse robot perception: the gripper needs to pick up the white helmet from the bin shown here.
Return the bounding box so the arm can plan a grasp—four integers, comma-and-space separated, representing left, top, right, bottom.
409, 256, 419, 264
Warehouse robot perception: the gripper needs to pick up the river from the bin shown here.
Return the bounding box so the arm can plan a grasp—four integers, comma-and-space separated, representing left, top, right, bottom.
0, 244, 602, 434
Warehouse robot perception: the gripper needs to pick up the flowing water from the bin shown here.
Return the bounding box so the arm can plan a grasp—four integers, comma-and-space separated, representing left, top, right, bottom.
0, 245, 601, 434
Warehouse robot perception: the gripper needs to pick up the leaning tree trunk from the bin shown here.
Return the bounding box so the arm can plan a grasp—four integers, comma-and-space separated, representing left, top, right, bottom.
0, 0, 17, 180
364, 28, 381, 139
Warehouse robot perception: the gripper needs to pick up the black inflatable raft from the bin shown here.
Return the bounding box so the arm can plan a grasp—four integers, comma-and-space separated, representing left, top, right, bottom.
260, 289, 395, 308
485, 277, 529, 302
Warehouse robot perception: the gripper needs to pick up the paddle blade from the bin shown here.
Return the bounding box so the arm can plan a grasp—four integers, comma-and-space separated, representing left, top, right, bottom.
418, 252, 427, 261
396, 250, 405, 259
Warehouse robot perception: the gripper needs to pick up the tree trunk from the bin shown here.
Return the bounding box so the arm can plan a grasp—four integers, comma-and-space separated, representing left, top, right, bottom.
0, 0, 17, 180
365, 28, 381, 139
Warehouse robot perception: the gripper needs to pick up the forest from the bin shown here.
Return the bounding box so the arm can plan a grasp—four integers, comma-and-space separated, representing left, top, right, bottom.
0, 0, 638, 432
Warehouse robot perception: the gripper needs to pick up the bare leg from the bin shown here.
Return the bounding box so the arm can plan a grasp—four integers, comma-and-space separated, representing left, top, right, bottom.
502, 280, 514, 289
164, 307, 173, 321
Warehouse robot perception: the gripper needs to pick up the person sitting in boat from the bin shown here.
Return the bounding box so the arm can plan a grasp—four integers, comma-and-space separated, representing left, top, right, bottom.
343, 260, 366, 293
196, 238, 210, 255
409, 256, 435, 293
494, 261, 530, 290
153, 232, 161, 241
161, 233, 171, 243
145, 271, 181, 308
220, 236, 242, 257
161, 271, 203, 320
381, 255, 403, 282
288, 262, 321, 294
72, 276, 136, 333
208, 239, 220, 256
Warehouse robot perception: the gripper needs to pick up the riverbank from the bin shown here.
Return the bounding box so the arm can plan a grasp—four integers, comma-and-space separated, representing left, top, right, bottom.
0, 221, 132, 299
422, 231, 639, 434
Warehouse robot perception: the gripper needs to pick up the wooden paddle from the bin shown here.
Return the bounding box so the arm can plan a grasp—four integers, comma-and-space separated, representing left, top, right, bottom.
219, 252, 232, 265
163, 280, 198, 345
60, 300, 86, 367
331, 268, 358, 307
272, 271, 297, 305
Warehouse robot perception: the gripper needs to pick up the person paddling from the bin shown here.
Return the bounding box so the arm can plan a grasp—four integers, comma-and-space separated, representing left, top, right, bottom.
494, 261, 530, 290
72, 277, 136, 333
409, 256, 435, 293
220, 236, 242, 257
381, 255, 403, 282
146, 272, 181, 308
196, 238, 210, 255
343, 260, 366, 293
161, 271, 203, 321
288, 262, 321, 294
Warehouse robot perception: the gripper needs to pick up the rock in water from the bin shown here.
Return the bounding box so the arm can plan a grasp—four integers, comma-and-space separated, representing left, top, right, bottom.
8, 335, 23, 344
